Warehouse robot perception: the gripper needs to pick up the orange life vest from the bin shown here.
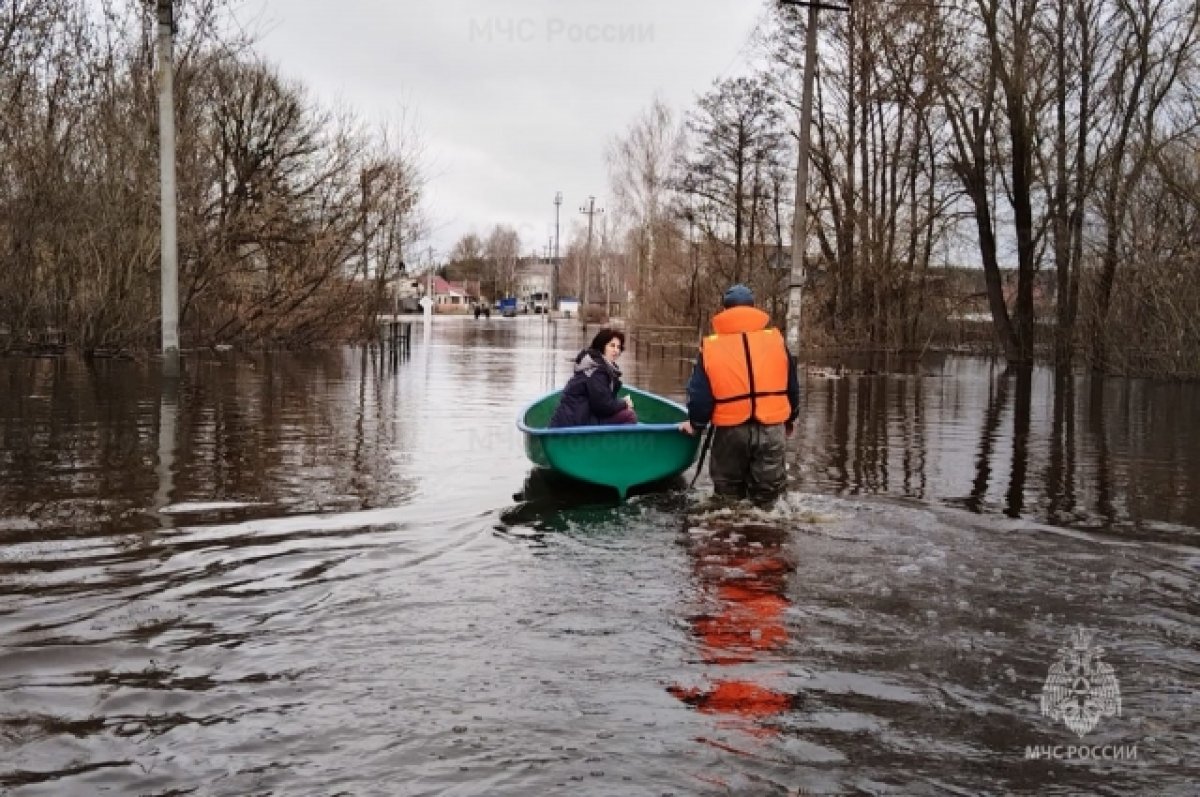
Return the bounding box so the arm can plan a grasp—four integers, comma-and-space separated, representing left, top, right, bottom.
701, 306, 791, 427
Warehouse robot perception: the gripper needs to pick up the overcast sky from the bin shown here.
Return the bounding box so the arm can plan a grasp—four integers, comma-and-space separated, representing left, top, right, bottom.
242, 0, 770, 264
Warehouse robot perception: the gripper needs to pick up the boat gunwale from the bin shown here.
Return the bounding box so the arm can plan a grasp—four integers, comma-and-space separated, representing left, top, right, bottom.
516, 385, 689, 436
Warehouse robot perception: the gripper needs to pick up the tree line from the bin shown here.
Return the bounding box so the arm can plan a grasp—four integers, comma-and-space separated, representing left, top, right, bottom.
0, 0, 425, 354
5, 1, 1198, 377
578, 0, 1199, 377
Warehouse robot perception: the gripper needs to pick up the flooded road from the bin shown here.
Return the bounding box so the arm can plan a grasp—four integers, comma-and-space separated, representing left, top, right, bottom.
1, 317, 1197, 795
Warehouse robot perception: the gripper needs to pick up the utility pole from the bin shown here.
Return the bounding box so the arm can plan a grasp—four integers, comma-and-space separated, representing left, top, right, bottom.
157, 0, 179, 356
553, 191, 562, 317
395, 193, 404, 318
360, 168, 375, 278
604, 261, 611, 321
601, 222, 611, 319
544, 235, 552, 318
579, 196, 603, 328
780, 0, 847, 352
360, 169, 373, 326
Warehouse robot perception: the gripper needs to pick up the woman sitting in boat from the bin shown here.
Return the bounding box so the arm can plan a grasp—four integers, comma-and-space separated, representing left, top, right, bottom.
548, 328, 638, 427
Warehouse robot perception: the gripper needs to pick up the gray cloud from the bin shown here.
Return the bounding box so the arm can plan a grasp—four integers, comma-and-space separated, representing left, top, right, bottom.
246, 0, 767, 260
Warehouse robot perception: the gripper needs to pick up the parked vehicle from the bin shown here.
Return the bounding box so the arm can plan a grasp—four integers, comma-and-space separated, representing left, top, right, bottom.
499, 297, 519, 317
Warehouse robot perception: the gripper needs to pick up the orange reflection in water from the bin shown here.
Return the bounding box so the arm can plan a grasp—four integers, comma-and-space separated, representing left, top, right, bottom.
670, 521, 798, 735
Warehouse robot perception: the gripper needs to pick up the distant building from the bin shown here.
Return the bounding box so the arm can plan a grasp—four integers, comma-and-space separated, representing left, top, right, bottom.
387, 274, 480, 313
515, 256, 558, 312
431, 276, 481, 309
381, 276, 422, 314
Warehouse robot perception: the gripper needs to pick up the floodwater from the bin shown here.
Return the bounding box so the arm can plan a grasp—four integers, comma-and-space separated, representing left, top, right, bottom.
1, 316, 1197, 796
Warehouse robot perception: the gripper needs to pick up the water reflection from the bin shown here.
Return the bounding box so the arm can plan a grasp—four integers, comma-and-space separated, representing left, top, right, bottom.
671, 513, 799, 741
503, 468, 691, 537
501, 469, 622, 535
1089, 376, 1116, 524
964, 365, 1022, 515
153, 372, 179, 528
795, 360, 1200, 537
0, 350, 427, 543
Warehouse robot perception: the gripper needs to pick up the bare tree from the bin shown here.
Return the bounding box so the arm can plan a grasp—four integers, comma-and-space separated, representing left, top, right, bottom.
1044, 0, 1104, 363
1089, 0, 1200, 370
766, 1, 958, 348
606, 96, 683, 308
359, 112, 428, 332
676, 75, 789, 312
445, 231, 486, 294
0, 1, 426, 352
484, 224, 520, 299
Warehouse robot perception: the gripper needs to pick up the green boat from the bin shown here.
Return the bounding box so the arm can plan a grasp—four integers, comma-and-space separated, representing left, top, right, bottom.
517, 385, 701, 499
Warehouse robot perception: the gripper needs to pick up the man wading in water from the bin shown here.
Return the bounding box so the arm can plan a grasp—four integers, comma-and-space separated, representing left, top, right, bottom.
678, 284, 800, 504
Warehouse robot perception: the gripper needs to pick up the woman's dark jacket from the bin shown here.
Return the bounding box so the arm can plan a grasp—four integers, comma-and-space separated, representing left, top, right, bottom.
548, 349, 626, 427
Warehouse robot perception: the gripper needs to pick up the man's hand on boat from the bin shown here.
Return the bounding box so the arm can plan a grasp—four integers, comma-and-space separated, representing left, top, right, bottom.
678, 420, 698, 436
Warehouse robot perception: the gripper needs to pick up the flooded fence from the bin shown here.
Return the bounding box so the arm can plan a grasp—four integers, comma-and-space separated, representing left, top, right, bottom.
382, 319, 412, 349
378, 318, 413, 369
630, 324, 699, 374
0, 325, 67, 355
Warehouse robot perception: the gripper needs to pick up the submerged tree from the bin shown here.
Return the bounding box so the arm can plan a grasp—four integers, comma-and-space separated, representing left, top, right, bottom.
0, 0, 427, 352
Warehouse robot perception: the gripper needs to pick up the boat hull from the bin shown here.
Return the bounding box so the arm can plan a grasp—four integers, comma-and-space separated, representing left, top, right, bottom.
518, 386, 700, 499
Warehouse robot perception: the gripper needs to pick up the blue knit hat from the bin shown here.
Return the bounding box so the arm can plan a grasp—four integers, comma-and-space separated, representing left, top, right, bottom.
722, 284, 754, 308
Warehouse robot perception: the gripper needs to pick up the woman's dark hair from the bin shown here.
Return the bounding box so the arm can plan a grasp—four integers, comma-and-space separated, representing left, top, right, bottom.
590, 328, 626, 353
